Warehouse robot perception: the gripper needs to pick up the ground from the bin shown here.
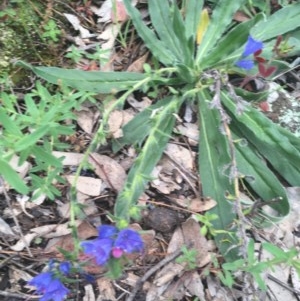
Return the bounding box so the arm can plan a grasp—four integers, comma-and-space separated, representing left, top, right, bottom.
1, 1, 300, 301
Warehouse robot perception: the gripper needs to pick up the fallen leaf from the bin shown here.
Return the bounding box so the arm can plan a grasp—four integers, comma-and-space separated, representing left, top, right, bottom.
88, 153, 126, 192
96, 278, 116, 301
64, 13, 95, 38
173, 197, 217, 212
65, 175, 103, 196
127, 52, 149, 72
10, 233, 37, 251
75, 107, 100, 134
0, 217, 16, 237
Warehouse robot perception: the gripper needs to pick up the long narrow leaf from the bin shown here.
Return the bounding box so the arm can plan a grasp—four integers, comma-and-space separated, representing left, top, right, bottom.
123, 0, 176, 66
202, 13, 263, 68
197, 90, 239, 261
184, 0, 203, 41
112, 97, 173, 153
196, 0, 247, 66
222, 92, 300, 186
17, 61, 148, 93
251, 2, 300, 41
114, 96, 184, 223
148, 1, 183, 61
233, 132, 290, 227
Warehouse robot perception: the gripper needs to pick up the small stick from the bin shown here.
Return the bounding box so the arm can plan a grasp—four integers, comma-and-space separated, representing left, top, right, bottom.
126, 243, 192, 301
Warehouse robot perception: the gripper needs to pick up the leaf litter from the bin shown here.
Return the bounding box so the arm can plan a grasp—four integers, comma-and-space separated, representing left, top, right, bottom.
1, 1, 300, 301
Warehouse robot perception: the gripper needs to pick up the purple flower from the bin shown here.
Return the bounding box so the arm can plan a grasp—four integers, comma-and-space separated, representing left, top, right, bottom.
236, 35, 263, 70
28, 272, 53, 293
59, 262, 71, 275
114, 229, 144, 255
40, 279, 69, 301
235, 59, 254, 70
98, 225, 118, 239
81, 238, 114, 265
81, 225, 144, 264
28, 272, 69, 301
242, 35, 263, 57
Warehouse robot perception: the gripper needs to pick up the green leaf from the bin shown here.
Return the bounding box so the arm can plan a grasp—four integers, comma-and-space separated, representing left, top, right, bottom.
222, 92, 300, 186
14, 125, 50, 152
172, 5, 194, 66
148, 1, 183, 61
197, 90, 239, 261
17, 61, 148, 93
0, 158, 29, 194
202, 13, 264, 68
112, 97, 174, 153
184, 0, 203, 41
0, 107, 22, 136
114, 96, 184, 223
233, 135, 290, 226
123, 0, 176, 66
251, 2, 300, 41
31, 146, 63, 167
196, 0, 247, 65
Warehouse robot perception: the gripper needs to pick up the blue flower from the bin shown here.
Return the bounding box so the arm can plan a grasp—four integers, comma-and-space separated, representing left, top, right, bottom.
98, 225, 118, 239
40, 279, 69, 301
236, 35, 263, 70
235, 59, 254, 70
113, 229, 144, 256
28, 272, 53, 294
81, 238, 114, 265
28, 272, 69, 301
81, 225, 144, 265
242, 35, 263, 57
59, 262, 71, 275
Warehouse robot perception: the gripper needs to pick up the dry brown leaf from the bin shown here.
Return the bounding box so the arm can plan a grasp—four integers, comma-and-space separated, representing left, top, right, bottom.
10, 233, 37, 251
233, 10, 250, 22
52, 151, 84, 166
127, 95, 152, 111
45, 221, 98, 254
147, 218, 210, 300
164, 143, 194, 171
176, 123, 199, 146
96, 278, 116, 301
75, 107, 100, 134
127, 52, 149, 72
88, 153, 126, 192
107, 109, 134, 138
31, 221, 82, 238
65, 175, 103, 196
173, 197, 217, 212
58, 192, 100, 221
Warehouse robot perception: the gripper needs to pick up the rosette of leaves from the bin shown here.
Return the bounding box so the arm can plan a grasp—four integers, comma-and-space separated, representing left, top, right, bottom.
19, 1, 300, 261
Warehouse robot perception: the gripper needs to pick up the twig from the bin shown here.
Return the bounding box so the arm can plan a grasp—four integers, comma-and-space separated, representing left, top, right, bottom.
0, 290, 39, 299
126, 244, 192, 301
267, 273, 300, 295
